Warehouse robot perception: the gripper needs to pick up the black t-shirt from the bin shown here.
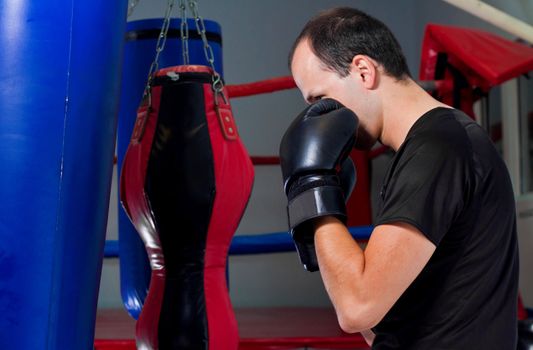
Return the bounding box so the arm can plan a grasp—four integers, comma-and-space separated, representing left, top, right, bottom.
372, 107, 519, 349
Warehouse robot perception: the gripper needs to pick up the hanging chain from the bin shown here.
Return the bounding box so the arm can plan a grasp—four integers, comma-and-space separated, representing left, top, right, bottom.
139, 0, 225, 107
188, 0, 227, 104
179, 0, 190, 65
143, 0, 176, 104
127, 0, 140, 18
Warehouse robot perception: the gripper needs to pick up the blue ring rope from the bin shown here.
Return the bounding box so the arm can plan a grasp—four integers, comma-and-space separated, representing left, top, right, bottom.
104, 226, 373, 258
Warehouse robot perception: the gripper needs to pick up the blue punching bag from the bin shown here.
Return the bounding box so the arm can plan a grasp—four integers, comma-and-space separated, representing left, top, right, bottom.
117, 18, 223, 319
0, 1, 127, 349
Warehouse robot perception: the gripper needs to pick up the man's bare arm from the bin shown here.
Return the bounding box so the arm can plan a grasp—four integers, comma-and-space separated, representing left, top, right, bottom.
314, 217, 436, 332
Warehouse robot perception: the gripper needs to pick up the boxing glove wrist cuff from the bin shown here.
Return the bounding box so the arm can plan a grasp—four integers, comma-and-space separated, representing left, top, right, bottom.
287, 185, 347, 230
287, 185, 346, 272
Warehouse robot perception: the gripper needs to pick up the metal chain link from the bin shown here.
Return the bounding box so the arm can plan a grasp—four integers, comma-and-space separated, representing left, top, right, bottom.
144, 0, 176, 104
139, 0, 224, 107
188, 0, 227, 104
127, 0, 140, 18
179, 0, 190, 65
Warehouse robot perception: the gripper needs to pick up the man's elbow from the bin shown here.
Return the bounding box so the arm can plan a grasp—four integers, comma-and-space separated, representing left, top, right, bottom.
336, 302, 383, 334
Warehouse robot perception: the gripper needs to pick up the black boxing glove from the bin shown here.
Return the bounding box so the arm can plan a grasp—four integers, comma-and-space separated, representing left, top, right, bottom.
279, 98, 359, 272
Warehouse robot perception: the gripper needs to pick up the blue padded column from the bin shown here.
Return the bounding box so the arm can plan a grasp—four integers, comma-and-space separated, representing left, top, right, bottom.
0, 0, 127, 349
117, 18, 223, 319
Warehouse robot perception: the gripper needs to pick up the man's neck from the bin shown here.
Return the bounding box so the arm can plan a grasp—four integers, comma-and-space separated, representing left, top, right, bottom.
380, 78, 451, 151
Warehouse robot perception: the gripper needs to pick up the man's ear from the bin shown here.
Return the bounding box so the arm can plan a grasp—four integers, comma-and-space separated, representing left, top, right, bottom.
351, 55, 378, 89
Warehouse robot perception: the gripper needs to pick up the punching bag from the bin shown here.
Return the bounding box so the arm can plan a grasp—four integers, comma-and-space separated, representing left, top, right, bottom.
0, 0, 127, 349
121, 65, 254, 349
117, 18, 223, 319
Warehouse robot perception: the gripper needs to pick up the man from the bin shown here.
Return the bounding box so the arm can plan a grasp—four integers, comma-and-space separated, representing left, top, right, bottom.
280, 7, 519, 349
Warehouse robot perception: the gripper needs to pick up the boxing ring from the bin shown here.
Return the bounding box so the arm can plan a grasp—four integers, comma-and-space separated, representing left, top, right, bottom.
94, 16, 533, 349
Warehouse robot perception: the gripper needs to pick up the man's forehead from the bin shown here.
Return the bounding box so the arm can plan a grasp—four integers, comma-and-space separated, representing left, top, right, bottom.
291, 40, 324, 98
291, 39, 317, 73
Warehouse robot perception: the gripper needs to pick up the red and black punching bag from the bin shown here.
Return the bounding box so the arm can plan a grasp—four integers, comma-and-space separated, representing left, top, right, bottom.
120, 65, 254, 349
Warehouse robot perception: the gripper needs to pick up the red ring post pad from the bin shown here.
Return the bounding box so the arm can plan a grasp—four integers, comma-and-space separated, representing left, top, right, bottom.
120, 65, 254, 349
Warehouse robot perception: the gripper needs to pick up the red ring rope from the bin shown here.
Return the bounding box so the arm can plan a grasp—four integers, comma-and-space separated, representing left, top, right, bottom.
227, 76, 297, 98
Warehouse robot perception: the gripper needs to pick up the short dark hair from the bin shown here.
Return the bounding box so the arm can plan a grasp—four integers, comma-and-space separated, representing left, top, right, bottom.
289, 7, 411, 80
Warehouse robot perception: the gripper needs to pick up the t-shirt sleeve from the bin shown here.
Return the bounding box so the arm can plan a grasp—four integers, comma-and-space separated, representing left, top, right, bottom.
375, 133, 471, 246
